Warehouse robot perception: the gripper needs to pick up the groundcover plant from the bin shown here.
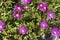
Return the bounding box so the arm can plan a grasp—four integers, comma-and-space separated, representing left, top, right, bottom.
0, 0, 60, 40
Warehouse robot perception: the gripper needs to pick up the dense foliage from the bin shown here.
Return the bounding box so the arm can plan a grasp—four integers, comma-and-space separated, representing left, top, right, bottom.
0, 0, 60, 40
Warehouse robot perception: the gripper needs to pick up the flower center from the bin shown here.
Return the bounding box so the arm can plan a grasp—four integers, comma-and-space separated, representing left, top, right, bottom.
50, 14, 53, 18
18, 7, 20, 10
16, 14, 19, 17
22, 29, 25, 34
54, 31, 56, 34
44, 7, 46, 9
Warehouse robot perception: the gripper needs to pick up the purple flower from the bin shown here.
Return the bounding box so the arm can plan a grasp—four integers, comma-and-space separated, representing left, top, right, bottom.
12, 11, 22, 19
58, 29, 60, 37
47, 11, 56, 20
13, 4, 24, 11
51, 27, 59, 37
37, 2, 48, 12
18, 25, 28, 35
39, 20, 48, 29
0, 20, 6, 32
21, 0, 32, 5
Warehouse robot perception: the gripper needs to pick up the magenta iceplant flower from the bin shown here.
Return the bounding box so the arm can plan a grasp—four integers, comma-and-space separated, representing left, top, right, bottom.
12, 11, 22, 19
51, 27, 59, 37
0, 20, 6, 32
21, 0, 32, 5
47, 11, 56, 20
18, 25, 28, 35
14, 4, 24, 11
40, 20, 48, 29
58, 29, 60, 37
37, 2, 48, 12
